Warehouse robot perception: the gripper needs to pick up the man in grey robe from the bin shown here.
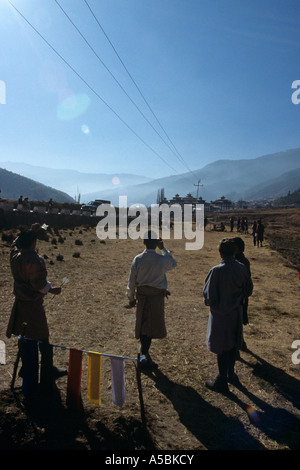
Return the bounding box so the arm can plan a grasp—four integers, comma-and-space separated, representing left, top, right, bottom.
127, 231, 177, 369
203, 238, 253, 393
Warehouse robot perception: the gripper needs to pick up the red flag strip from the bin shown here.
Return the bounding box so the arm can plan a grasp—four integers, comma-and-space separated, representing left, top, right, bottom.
66, 348, 83, 409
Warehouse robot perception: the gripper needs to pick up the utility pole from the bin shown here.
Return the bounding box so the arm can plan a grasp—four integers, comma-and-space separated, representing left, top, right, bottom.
194, 179, 203, 200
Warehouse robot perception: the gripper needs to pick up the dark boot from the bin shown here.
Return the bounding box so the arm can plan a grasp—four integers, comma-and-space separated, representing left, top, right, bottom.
205, 375, 229, 393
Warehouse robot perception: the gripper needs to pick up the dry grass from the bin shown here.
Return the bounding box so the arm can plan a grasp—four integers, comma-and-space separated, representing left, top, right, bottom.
0, 208, 300, 450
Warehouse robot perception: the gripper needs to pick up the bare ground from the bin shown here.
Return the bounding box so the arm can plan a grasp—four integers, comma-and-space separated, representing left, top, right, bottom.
0, 208, 300, 452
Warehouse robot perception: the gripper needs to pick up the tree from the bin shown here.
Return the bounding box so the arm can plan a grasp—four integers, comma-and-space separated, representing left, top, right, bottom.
156, 188, 165, 205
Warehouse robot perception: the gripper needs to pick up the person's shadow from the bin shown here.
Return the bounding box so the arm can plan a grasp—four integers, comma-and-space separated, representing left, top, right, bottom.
227, 349, 300, 449
142, 367, 264, 450
240, 349, 300, 410
4, 385, 155, 450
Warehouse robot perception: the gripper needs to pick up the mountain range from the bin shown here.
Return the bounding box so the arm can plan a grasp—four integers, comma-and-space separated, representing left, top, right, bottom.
1, 148, 300, 206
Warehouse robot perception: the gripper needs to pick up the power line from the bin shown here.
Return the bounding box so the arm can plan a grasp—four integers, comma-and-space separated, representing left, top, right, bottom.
7, 0, 180, 175
82, 0, 199, 180
55, 0, 196, 181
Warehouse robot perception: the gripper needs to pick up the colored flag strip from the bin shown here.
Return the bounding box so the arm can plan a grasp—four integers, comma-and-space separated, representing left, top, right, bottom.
87, 351, 102, 405
66, 348, 83, 410
110, 356, 126, 408
17, 336, 137, 408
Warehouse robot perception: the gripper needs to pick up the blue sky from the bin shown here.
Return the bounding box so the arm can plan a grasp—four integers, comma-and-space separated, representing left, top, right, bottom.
0, 0, 300, 180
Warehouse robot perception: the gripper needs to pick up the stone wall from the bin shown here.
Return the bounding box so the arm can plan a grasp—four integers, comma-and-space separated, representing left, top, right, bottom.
0, 208, 99, 231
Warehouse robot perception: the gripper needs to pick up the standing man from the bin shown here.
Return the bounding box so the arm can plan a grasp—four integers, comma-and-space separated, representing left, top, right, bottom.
7, 229, 66, 392
203, 238, 253, 393
127, 231, 177, 369
256, 220, 265, 247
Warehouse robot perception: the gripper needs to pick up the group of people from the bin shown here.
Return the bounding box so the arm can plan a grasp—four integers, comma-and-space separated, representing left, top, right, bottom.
230, 216, 249, 233
230, 216, 265, 248
17, 195, 31, 210
6, 225, 253, 396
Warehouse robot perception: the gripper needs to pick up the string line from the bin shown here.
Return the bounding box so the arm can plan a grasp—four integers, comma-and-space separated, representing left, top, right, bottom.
19, 335, 138, 362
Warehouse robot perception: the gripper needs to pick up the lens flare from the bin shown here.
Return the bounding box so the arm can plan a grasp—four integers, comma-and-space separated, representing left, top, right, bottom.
57, 93, 91, 121
112, 176, 120, 185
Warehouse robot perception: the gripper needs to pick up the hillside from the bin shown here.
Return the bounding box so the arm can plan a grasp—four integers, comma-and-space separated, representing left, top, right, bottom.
82, 148, 300, 205
0, 161, 153, 198
243, 169, 300, 201
1, 148, 300, 206
0, 168, 74, 203
274, 187, 300, 206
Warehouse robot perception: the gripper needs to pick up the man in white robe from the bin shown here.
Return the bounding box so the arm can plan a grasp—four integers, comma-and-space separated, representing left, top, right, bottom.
127, 231, 177, 369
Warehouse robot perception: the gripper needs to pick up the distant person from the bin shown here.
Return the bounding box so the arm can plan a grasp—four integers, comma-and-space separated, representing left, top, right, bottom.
6, 230, 67, 393
126, 231, 177, 370
256, 220, 265, 247
230, 217, 234, 232
203, 238, 253, 393
251, 221, 257, 246
47, 198, 53, 212
233, 237, 252, 351
241, 217, 245, 233
23, 197, 30, 210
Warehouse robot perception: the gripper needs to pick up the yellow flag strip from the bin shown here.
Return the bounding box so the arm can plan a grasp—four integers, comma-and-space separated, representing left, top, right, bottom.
87, 351, 102, 405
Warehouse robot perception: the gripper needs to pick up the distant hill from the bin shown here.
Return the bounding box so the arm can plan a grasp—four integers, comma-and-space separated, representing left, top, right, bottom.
1, 148, 300, 206
243, 168, 300, 200
274, 187, 300, 206
0, 168, 74, 203
82, 148, 300, 206
0, 161, 153, 198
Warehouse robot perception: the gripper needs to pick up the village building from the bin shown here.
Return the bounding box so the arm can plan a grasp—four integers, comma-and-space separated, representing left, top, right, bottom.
163, 193, 233, 212
209, 195, 234, 211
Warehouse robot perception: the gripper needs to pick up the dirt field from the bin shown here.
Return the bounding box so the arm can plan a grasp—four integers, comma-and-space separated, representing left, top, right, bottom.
0, 208, 300, 452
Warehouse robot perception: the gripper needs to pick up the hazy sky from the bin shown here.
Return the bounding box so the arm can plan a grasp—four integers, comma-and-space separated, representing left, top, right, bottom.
1, 0, 300, 180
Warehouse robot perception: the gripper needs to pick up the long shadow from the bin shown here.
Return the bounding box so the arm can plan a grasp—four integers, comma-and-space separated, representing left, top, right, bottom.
226, 379, 300, 450
239, 349, 300, 410
0, 386, 155, 450
142, 367, 264, 450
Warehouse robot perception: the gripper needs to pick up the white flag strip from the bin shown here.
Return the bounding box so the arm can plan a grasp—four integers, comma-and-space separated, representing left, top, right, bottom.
110, 356, 126, 407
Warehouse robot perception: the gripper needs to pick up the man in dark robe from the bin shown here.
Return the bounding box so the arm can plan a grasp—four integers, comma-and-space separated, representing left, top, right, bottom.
203, 238, 253, 393
7, 229, 66, 392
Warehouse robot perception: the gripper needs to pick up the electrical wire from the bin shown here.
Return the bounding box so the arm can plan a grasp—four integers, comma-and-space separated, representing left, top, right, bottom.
54, 0, 191, 174
83, 0, 199, 180
55, 0, 197, 184
7, 0, 201, 193
7, 0, 180, 175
